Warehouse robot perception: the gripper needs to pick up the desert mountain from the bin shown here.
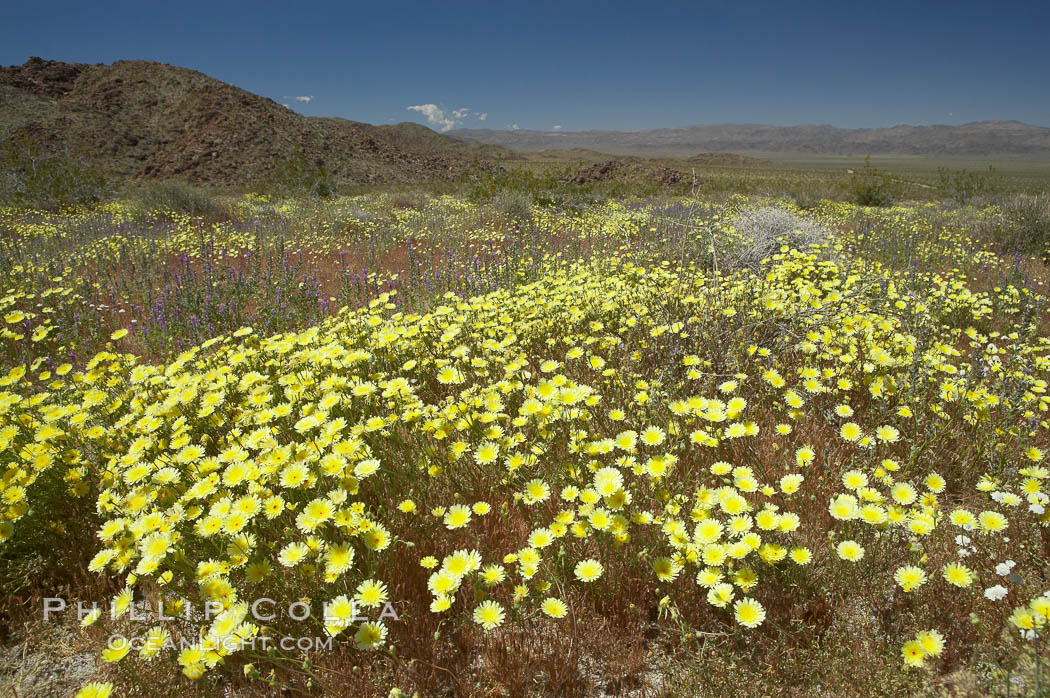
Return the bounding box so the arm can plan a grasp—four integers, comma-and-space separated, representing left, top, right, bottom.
450, 122, 1050, 159
0, 57, 507, 185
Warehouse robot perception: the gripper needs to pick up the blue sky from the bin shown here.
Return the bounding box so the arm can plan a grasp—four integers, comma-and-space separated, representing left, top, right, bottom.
3, 0, 1048, 131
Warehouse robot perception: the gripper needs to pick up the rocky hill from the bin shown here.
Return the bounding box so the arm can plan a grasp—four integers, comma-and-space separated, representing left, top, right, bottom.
0, 57, 508, 186
450, 121, 1050, 159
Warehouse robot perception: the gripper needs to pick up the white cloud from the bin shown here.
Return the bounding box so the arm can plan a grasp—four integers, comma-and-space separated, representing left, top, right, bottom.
407, 104, 459, 132
510, 123, 520, 130
553, 125, 562, 130
407, 104, 486, 131
294, 95, 313, 103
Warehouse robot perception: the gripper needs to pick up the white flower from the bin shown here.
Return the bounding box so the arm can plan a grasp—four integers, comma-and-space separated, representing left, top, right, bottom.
1030, 503, 1045, 514
954, 535, 971, 546
995, 560, 1016, 576
984, 585, 1008, 601
957, 547, 973, 558
991, 491, 1005, 502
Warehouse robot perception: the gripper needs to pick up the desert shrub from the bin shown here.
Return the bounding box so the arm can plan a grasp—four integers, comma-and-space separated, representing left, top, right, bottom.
999, 193, 1050, 250
789, 189, 825, 211
383, 188, 430, 210
468, 168, 545, 204
769, 173, 843, 210
728, 205, 830, 270
938, 165, 1002, 205
976, 193, 1050, 256
0, 134, 107, 210
271, 148, 336, 198
132, 180, 225, 219
466, 167, 602, 208
482, 189, 533, 224
843, 156, 899, 207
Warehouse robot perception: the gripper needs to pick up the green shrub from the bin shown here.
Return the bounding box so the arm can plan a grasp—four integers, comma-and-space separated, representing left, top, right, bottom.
979, 193, 1050, 255
384, 189, 430, 210
132, 180, 225, 219
842, 156, 898, 207
484, 189, 533, 223
937, 165, 1002, 205
271, 148, 336, 198
789, 189, 825, 211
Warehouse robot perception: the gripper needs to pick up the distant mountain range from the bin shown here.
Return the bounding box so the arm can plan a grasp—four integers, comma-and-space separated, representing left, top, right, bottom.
0, 57, 508, 185
450, 122, 1050, 159
4, 57, 1046, 191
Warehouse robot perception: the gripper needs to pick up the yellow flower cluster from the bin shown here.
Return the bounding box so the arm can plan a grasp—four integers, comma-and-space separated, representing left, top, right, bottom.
1, 196, 1048, 690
